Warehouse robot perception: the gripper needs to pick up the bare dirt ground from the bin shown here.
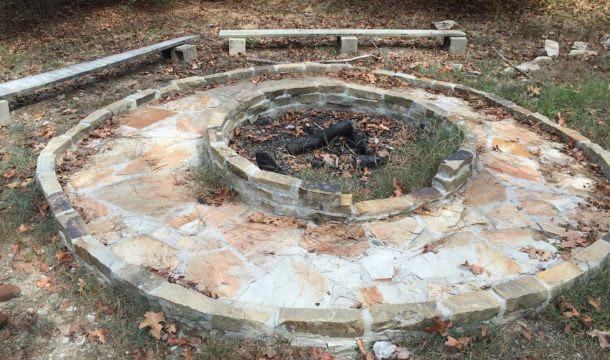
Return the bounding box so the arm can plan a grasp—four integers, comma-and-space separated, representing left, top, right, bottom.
0, 0, 609, 359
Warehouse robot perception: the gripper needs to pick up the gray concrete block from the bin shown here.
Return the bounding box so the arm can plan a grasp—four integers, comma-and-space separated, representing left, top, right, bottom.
446, 37, 467, 54
0, 100, 9, 125
229, 38, 246, 56
171, 44, 198, 64
339, 36, 358, 54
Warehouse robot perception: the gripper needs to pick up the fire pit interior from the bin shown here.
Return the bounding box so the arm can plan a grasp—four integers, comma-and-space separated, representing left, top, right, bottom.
230, 109, 462, 202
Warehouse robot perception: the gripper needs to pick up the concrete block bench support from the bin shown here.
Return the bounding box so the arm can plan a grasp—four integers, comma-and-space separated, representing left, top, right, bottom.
220, 29, 468, 55
0, 100, 9, 125
229, 38, 247, 56
171, 44, 198, 64
445, 37, 468, 54
339, 36, 358, 54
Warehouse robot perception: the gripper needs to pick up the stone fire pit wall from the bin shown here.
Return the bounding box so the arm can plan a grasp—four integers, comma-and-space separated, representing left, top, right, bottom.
206, 78, 476, 220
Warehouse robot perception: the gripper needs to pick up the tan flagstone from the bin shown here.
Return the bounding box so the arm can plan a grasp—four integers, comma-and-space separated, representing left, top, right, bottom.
491, 137, 532, 158
185, 249, 251, 298
463, 171, 507, 206
121, 106, 176, 129
366, 217, 423, 247
112, 235, 178, 271
485, 152, 542, 182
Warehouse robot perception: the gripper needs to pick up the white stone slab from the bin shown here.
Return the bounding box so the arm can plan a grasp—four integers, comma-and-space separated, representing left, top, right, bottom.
219, 29, 466, 38
0, 35, 199, 100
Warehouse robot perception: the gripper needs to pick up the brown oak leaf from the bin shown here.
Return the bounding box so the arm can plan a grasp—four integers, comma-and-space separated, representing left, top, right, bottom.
138, 311, 165, 340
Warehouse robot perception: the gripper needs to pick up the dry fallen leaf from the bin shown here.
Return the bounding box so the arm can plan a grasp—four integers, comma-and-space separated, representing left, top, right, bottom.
78, 278, 86, 294
588, 296, 602, 313
445, 336, 470, 350
18, 224, 28, 234
166, 322, 177, 334
589, 329, 610, 349
12, 261, 35, 273
461, 260, 484, 275
37, 275, 56, 291
557, 112, 566, 127
392, 178, 403, 197
356, 338, 367, 354
424, 318, 452, 336
139, 311, 166, 340
580, 314, 594, 329
527, 85, 541, 97
87, 328, 109, 344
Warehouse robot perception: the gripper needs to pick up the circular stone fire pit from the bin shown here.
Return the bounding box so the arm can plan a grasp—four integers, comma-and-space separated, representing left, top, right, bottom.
206, 77, 475, 220
37, 63, 610, 354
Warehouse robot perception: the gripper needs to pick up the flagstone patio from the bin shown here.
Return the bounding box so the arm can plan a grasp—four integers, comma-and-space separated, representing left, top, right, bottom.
63, 76, 609, 312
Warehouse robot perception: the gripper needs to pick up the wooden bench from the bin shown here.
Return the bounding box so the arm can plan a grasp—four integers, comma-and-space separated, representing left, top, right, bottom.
0, 35, 199, 101
219, 29, 467, 55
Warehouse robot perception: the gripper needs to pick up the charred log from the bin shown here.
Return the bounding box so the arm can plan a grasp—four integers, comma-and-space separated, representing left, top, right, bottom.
255, 151, 281, 173
285, 120, 354, 155
356, 154, 388, 169
346, 131, 374, 155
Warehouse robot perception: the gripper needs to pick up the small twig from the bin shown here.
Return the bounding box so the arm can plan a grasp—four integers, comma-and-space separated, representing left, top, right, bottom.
246, 57, 287, 65
247, 54, 376, 66
492, 46, 530, 78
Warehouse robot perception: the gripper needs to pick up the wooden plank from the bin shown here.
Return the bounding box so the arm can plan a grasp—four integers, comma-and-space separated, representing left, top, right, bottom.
219, 29, 466, 39
0, 35, 199, 100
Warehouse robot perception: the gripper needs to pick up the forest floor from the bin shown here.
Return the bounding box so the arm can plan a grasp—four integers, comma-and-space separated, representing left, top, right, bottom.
0, 0, 609, 359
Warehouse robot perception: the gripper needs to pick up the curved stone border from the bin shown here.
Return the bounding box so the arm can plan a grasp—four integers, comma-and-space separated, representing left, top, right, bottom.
36, 62, 610, 353
205, 77, 475, 220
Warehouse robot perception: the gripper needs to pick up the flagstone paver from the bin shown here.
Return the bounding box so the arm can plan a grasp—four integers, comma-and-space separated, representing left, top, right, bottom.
45, 68, 610, 347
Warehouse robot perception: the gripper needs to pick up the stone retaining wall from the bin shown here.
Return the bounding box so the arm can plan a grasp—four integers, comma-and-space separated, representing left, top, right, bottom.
204, 77, 475, 220
36, 62, 610, 354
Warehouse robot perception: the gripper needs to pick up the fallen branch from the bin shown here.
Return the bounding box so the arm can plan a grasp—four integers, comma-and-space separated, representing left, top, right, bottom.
318, 54, 375, 63
246, 57, 287, 65
246, 54, 375, 66
492, 46, 530, 78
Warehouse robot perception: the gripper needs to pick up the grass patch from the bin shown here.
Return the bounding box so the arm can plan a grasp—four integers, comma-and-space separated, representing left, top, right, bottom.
414, 61, 610, 150
191, 156, 234, 205
295, 117, 463, 202
400, 265, 610, 359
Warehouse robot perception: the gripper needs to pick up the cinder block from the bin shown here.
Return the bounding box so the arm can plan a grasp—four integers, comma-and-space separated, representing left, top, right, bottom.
171, 44, 198, 64
0, 100, 9, 125
229, 38, 246, 56
339, 36, 358, 55
446, 37, 467, 54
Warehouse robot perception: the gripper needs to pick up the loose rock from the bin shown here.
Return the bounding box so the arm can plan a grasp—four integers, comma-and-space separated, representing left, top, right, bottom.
544, 39, 559, 58
432, 20, 456, 30
572, 41, 589, 51
516, 62, 540, 73
569, 49, 598, 58
373, 341, 397, 360
532, 56, 553, 65
0, 284, 20, 302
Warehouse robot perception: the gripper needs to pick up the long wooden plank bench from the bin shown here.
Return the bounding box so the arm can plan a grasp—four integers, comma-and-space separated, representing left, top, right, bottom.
219, 29, 467, 55
0, 35, 200, 101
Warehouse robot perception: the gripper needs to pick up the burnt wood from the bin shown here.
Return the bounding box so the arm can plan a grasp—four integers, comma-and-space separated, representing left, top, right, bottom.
286, 120, 354, 155
255, 151, 281, 173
